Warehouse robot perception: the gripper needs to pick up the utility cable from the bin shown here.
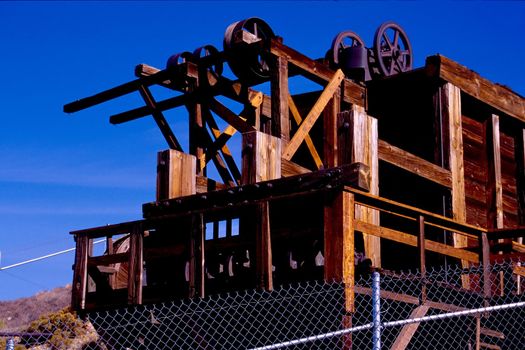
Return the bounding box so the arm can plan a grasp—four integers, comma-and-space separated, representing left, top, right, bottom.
0, 238, 105, 271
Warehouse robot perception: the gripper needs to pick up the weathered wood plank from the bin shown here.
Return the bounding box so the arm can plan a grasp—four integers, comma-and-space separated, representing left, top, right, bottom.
378, 139, 452, 188
71, 235, 89, 310
324, 191, 355, 312
127, 225, 143, 305
256, 202, 273, 291
242, 131, 282, 185
426, 55, 525, 123
189, 213, 205, 298
283, 69, 344, 161
281, 158, 310, 177
341, 106, 381, 267
156, 149, 196, 201
271, 56, 290, 142
354, 220, 479, 263
144, 163, 369, 218
390, 305, 430, 350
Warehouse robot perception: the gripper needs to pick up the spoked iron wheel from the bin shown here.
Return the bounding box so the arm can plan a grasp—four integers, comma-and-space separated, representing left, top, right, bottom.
193, 45, 223, 87
223, 17, 275, 83
373, 22, 413, 77
329, 30, 365, 67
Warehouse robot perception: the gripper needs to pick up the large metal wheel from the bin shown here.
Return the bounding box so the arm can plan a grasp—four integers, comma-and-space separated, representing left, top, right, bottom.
223, 17, 276, 82
166, 51, 195, 69
373, 22, 413, 77
330, 30, 365, 66
193, 45, 223, 87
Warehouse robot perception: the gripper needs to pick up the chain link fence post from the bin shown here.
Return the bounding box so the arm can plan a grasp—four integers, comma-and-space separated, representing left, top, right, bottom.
372, 271, 381, 350
5, 338, 14, 350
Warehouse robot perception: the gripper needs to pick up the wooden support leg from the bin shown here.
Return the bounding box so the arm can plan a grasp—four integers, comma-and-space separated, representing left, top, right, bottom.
241, 131, 282, 184
256, 202, 273, 291
339, 107, 380, 267
128, 224, 143, 305
479, 231, 492, 307
324, 190, 355, 349
271, 56, 290, 143
189, 213, 205, 298
72, 234, 89, 311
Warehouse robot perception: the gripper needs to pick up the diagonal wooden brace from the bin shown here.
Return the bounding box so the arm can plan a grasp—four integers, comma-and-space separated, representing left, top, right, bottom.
282, 69, 344, 160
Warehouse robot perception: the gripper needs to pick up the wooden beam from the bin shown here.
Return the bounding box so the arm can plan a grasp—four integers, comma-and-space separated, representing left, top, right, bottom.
479, 231, 492, 301
256, 202, 273, 291
156, 149, 196, 201
269, 39, 365, 106
487, 114, 504, 228
355, 220, 479, 263
342, 106, 381, 267
207, 98, 255, 133
323, 89, 341, 168
242, 131, 282, 185
288, 94, 323, 170
390, 305, 430, 350
127, 224, 143, 305
71, 234, 89, 311
271, 56, 290, 142
144, 163, 369, 218
64, 69, 173, 113
138, 85, 183, 151
283, 69, 344, 161
189, 213, 205, 298
378, 139, 452, 188
515, 129, 525, 226
426, 55, 525, 123
324, 191, 355, 313
281, 158, 310, 177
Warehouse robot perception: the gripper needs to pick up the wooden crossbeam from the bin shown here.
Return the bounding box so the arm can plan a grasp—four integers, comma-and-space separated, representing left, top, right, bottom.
288, 94, 323, 169
354, 220, 479, 263
203, 108, 242, 185
207, 98, 255, 133
138, 85, 183, 151
378, 139, 452, 188
390, 305, 430, 350
283, 69, 344, 161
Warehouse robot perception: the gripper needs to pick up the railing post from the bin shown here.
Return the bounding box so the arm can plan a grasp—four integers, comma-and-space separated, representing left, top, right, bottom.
372, 271, 381, 350
418, 215, 427, 303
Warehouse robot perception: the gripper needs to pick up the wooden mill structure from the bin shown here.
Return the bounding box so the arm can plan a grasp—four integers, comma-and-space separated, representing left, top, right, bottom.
65, 18, 525, 341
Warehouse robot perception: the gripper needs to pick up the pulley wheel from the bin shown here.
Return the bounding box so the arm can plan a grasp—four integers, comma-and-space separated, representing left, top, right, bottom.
223, 17, 276, 82
373, 22, 413, 77
166, 51, 196, 69
329, 30, 365, 66
193, 45, 223, 87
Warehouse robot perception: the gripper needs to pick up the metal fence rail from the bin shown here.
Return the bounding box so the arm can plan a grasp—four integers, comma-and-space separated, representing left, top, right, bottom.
2, 260, 525, 349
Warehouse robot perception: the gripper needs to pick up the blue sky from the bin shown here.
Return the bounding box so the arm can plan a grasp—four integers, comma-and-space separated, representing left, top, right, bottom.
0, 1, 523, 301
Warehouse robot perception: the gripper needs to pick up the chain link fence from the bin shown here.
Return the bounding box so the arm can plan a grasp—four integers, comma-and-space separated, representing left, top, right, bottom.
2, 260, 524, 349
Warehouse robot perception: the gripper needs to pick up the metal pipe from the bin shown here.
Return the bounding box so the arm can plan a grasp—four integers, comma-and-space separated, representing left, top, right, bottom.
5, 338, 14, 350
247, 301, 525, 350
372, 271, 381, 350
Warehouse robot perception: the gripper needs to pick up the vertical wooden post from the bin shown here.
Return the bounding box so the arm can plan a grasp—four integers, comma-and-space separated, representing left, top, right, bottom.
157, 149, 196, 201
418, 216, 427, 303
242, 131, 282, 184
324, 190, 355, 349
256, 202, 273, 291
439, 83, 469, 287
128, 224, 143, 305
242, 131, 281, 291
479, 230, 492, 304
339, 106, 380, 267
516, 129, 525, 294
323, 90, 341, 168
189, 213, 205, 298
271, 56, 290, 143
71, 234, 89, 311
106, 236, 116, 288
